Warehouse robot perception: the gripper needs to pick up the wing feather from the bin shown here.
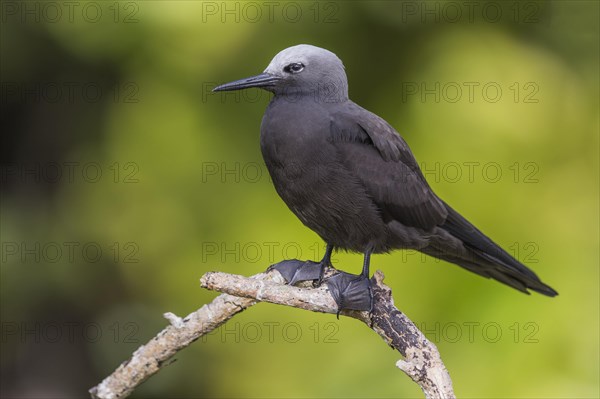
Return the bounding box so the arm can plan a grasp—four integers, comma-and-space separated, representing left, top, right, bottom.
329, 102, 447, 229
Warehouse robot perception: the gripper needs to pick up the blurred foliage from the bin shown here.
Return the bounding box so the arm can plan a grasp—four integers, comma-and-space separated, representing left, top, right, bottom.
1, 1, 598, 398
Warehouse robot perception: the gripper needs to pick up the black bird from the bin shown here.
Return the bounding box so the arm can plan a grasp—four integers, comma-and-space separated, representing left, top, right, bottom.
213, 44, 557, 312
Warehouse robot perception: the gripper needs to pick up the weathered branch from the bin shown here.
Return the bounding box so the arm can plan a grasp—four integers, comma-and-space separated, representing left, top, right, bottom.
90, 269, 455, 399
89, 272, 270, 399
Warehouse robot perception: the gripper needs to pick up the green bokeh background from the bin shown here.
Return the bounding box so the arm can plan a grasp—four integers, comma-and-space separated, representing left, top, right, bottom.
1, 1, 598, 398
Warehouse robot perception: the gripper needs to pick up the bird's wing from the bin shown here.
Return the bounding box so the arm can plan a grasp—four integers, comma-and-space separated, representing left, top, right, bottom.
329, 102, 447, 229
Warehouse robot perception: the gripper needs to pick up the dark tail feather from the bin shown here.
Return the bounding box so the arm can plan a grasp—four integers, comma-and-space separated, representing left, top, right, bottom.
424, 203, 558, 297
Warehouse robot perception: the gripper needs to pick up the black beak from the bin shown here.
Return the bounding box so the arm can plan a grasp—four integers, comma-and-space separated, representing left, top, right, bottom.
213, 72, 280, 92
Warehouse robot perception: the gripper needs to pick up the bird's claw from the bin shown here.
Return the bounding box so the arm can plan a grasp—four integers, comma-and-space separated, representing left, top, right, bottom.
326, 272, 373, 316
268, 259, 322, 286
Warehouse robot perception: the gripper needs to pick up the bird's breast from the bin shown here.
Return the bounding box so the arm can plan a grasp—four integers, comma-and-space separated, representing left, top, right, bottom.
260, 99, 329, 162
258, 98, 387, 252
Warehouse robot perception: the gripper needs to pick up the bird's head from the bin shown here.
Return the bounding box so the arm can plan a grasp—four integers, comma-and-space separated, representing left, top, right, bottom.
213, 44, 349, 102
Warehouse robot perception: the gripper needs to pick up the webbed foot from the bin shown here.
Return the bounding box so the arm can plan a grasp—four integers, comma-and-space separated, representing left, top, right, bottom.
268, 259, 323, 286
326, 271, 373, 315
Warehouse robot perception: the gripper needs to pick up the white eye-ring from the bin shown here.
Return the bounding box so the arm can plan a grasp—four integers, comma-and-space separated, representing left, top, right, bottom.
283, 62, 305, 74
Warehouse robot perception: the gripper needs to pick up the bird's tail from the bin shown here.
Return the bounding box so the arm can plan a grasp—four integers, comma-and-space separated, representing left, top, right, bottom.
422, 203, 558, 297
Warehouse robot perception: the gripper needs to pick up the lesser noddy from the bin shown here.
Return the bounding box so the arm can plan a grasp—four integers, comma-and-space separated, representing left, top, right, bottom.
213, 44, 557, 312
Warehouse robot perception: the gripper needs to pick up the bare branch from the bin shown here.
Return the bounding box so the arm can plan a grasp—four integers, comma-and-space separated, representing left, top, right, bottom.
89, 273, 272, 399
90, 269, 455, 399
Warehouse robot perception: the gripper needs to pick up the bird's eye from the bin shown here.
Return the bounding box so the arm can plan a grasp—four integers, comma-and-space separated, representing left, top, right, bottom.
283, 62, 305, 74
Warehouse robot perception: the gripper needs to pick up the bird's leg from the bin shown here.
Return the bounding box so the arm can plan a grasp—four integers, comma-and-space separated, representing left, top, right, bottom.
361, 250, 371, 279
314, 243, 334, 287
268, 243, 333, 286
325, 249, 373, 315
